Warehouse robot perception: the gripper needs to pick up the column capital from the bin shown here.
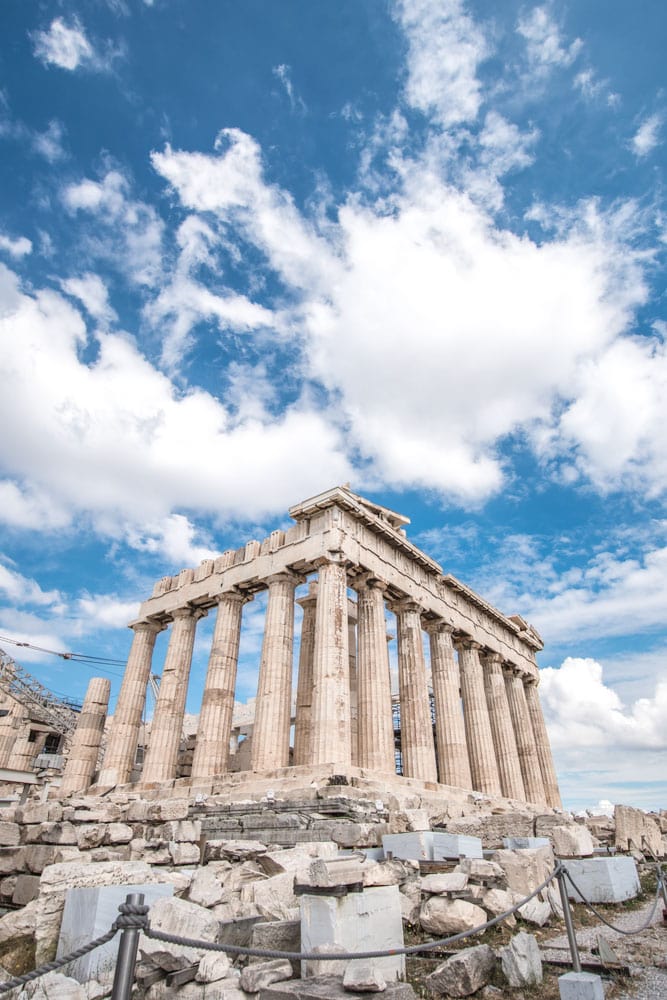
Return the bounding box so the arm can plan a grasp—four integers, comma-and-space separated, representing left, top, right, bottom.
264, 569, 304, 588
388, 597, 424, 616
502, 660, 522, 678
216, 588, 254, 607
481, 650, 504, 666
169, 605, 208, 622
422, 617, 455, 636
129, 618, 166, 637
313, 551, 352, 570
523, 673, 539, 687
350, 571, 389, 594
453, 634, 481, 651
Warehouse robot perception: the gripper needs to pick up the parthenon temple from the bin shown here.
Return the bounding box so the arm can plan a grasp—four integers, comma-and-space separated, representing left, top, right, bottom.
94, 486, 561, 809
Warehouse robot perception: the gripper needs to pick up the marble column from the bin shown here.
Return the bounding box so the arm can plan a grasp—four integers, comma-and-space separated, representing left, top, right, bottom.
481, 651, 525, 801
504, 664, 546, 805
191, 590, 251, 782
348, 612, 358, 766
293, 585, 317, 766
524, 677, 562, 808
425, 621, 472, 789
393, 600, 437, 782
355, 577, 395, 773
98, 619, 164, 787
310, 555, 351, 767
142, 606, 206, 784
455, 638, 502, 796
60, 677, 111, 796
251, 572, 300, 771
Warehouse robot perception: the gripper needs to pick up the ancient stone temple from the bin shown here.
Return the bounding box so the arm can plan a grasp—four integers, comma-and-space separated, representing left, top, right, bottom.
96, 486, 561, 809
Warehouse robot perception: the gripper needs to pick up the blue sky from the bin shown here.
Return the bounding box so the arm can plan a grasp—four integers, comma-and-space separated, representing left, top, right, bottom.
1, 0, 665, 812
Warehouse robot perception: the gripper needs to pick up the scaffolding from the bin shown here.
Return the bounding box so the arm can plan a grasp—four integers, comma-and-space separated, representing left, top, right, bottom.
0, 647, 80, 739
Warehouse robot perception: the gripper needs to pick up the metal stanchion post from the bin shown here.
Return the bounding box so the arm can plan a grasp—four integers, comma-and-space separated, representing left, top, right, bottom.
111, 892, 145, 1000
556, 866, 581, 973
658, 867, 667, 922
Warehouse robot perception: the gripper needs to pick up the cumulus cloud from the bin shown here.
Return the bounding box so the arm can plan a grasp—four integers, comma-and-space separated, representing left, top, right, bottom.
76, 594, 140, 629
32, 18, 96, 72
63, 170, 164, 287
631, 113, 662, 158
61, 273, 118, 326
0, 263, 352, 545
393, 0, 488, 127
0, 234, 32, 258
517, 5, 582, 75
0, 563, 61, 607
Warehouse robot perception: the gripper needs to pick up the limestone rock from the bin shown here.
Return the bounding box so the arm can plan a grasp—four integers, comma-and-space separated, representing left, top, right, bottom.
196, 951, 231, 983
518, 896, 552, 926
41, 823, 78, 846
242, 871, 298, 921
500, 931, 542, 987
139, 896, 219, 971
169, 841, 200, 865
481, 888, 517, 927
12, 874, 40, 906
0, 823, 20, 846
456, 859, 503, 881
76, 825, 106, 850
614, 804, 664, 857
188, 866, 226, 908
551, 825, 595, 858
419, 897, 487, 936
489, 846, 555, 897
425, 944, 495, 997
420, 873, 468, 894
404, 809, 430, 832
343, 962, 387, 992
204, 839, 266, 862
18, 971, 86, 1000
105, 824, 133, 845
239, 958, 293, 992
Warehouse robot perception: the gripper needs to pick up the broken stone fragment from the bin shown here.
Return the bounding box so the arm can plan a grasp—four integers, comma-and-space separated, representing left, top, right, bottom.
343, 962, 387, 992
500, 931, 543, 987
425, 943, 496, 997
419, 897, 487, 936
239, 958, 293, 992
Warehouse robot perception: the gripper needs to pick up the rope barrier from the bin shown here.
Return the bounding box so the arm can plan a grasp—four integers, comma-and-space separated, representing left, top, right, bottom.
0, 858, 663, 995
0, 929, 118, 995
562, 863, 665, 936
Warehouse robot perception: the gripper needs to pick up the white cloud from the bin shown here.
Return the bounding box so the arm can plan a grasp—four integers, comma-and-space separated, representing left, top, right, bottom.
0, 563, 61, 607
573, 70, 618, 107
273, 64, 306, 114
63, 170, 164, 287
394, 0, 489, 127
76, 594, 140, 629
0, 262, 351, 536
124, 514, 218, 566
0, 234, 32, 259
0, 481, 70, 530
32, 119, 67, 162
517, 5, 582, 75
631, 113, 662, 158
541, 658, 667, 810
32, 18, 96, 72
61, 273, 118, 326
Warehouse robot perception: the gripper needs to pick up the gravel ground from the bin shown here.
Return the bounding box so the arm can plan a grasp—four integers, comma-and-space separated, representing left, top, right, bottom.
542, 893, 667, 999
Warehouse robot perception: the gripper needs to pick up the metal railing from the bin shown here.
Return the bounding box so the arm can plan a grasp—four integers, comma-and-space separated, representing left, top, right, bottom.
0, 861, 664, 998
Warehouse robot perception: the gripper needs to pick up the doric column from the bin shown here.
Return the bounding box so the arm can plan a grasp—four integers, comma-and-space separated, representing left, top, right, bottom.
504, 664, 546, 805
142, 606, 206, 784
455, 638, 502, 796
191, 590, 251, 781
425, 621, 472, 789
293, 584, 318, 766
481, 651, 525, 801
60, 677, 111, 796
355, 577, 395, 773
310, 555, 351, 767
348, 612, 358, 766
392, 600, 437, 782
98, 619, 164, 787
251, 572, 300, 771
524, 677, 562, 808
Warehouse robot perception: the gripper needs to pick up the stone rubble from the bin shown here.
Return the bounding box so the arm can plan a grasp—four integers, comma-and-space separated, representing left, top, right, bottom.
0, 785, 661, 1000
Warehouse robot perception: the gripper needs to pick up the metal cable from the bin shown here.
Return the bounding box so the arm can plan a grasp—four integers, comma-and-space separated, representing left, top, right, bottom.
144, 866, 562, 961
0, 929, 118, 995
563, 864, 665, 936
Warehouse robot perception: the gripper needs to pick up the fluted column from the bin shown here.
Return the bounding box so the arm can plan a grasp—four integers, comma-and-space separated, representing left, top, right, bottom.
348, 612, 358, 766
293, 585, 317, 766
392, 600, 437, 782
481, 651, 525, 801
504, 664, 546, 805
310, 555, 351, 767
60, 677, 111, 796
142, 606, 206, 784
425, 621, 472, 789
455, 638, 502, 796
191, 590, 251, 781
525, 677, 562, 808
98, 619, 164, 787
251, 572, 300, 771
355, 577, 395, 773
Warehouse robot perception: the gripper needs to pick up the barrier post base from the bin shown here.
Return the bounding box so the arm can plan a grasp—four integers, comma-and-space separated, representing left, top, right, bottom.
558, 971, 605, 1000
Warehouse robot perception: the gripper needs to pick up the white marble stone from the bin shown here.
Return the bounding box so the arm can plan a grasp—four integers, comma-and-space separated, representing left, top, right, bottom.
561, 857, 640, 903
